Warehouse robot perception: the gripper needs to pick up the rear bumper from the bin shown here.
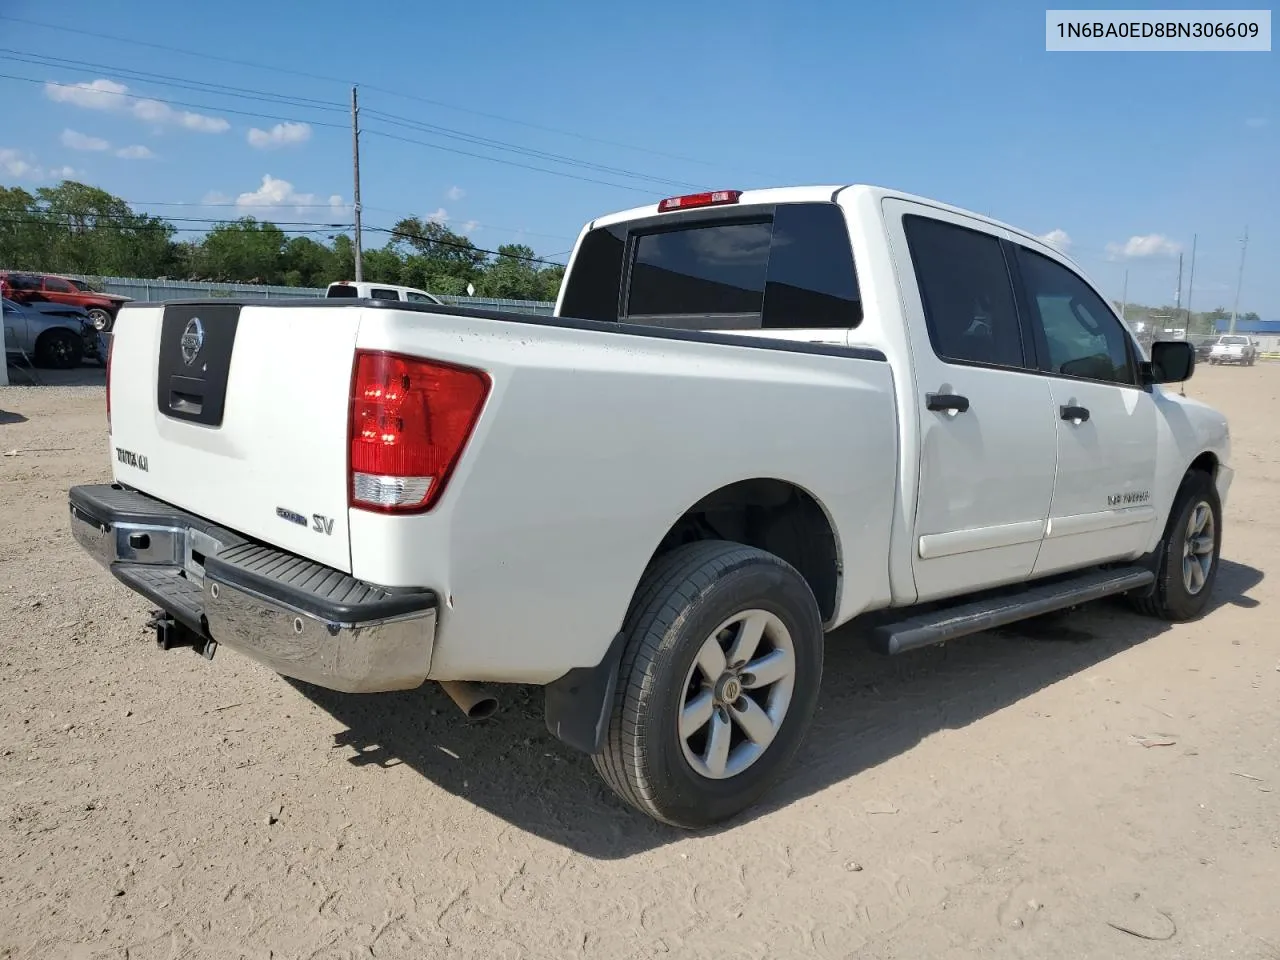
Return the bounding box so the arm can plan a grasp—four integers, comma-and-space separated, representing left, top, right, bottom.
68, 483, 438, 693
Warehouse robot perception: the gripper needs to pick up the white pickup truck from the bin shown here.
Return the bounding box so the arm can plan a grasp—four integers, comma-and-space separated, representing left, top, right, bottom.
1207, 334, 1258, 366
69, 185, 1232, 829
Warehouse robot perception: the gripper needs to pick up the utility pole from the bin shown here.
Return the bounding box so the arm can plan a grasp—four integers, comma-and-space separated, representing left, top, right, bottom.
351, 85, 364, 282
1228, 225, 1248, 335
1174, 251, 1183, 319
1119, 269, 1129, 325
1184, 233, 1197, 331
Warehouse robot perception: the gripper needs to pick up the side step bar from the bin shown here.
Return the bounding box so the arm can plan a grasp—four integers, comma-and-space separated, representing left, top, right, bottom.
870, 565, 1155, 655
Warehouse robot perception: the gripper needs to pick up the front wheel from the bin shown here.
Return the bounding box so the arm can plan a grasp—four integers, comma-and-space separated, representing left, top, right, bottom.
1130, 470, 1222, 621
593, 540, 824, 829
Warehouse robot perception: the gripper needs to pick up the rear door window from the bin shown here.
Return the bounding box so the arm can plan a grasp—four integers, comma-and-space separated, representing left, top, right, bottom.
902, 214, 1027, 369
370, 288, 400, 301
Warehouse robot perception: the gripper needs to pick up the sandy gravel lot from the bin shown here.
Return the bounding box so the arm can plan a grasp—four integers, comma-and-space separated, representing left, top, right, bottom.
1, 362, 1276, 960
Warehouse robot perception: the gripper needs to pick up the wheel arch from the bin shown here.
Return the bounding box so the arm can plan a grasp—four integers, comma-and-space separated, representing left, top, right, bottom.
544, 476, 843, 756
644, 477, 843, 624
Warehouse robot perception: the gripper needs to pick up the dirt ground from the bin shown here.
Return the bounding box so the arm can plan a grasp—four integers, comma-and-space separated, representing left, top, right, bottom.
1, 362, 1276, 960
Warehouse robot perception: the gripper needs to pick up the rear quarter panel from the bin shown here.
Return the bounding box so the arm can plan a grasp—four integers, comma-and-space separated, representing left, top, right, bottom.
352, 309, 900, 683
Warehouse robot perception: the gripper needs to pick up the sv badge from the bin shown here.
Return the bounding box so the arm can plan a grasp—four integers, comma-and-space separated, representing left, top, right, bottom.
312, 514, 335, 535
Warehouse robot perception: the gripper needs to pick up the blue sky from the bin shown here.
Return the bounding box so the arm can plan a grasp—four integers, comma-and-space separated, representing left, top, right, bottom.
0, 0, 1275, 314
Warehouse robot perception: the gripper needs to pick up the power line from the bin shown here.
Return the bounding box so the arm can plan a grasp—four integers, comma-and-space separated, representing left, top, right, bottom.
0, 72, 349, 130
116, 199, 576, 242
2, 68, 676, 195
0, 213, 567, 263
0, 49, 346, 113
363, 127, 661, 195
364, 224, 566, 266
0, 215, 341, 235
363, 108, 704, 191
3, 48, 702, 192
0, 13, 770, 177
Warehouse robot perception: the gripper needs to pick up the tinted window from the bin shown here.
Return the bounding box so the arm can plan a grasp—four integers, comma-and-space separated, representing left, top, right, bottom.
327, 284, 358, 298
761, 203, 861, 328
44, 277, 75, 293
627, 220, 771, 318
370, 288, 400, 301
1016, 247, 1135, 385
406, 291, 435, 302
559, 224, 624, 322
903, 215, 1025, 368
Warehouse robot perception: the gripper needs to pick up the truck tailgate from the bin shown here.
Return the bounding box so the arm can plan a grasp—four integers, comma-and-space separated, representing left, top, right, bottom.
108, 302, 358, 573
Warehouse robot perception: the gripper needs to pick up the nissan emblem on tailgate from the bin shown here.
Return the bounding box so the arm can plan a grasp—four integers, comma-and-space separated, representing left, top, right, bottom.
180, 317, 204, 365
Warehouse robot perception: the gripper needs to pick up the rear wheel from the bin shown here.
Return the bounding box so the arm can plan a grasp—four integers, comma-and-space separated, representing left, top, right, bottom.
1130, 469, 1221, 621
34, 329, 83, 369
593, 540, 824, 829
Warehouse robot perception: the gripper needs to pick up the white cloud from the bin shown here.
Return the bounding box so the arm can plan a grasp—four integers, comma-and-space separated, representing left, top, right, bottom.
445, 185, 465, 201
44, 78, 229, 134
1037, 228, 1072, 253
1246, 117, 1268, 128
0, 148, 77, 181
45, 78, 129, 111
1106, 234, 1182, 259
460, 220, 479, 234
247, 122, 312, 150
115, 144, 155, 160
61, 129, 110, 152
233, 174, 347, 214
426, 207, 449, 223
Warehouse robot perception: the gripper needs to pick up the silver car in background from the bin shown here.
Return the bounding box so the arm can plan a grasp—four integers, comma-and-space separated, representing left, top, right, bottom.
2, 297, 105, 369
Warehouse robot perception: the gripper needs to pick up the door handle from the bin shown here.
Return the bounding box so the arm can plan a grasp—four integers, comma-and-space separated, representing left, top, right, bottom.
926, 393, 970, 415
1060, 404, 1090, 423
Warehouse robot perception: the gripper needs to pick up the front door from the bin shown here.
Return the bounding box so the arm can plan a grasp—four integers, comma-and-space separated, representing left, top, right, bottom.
1009, 244, 1159, 575
884, 200, 1058, 603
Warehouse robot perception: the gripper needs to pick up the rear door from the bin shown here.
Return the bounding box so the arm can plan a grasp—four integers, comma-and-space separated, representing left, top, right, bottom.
41, 276, 80, 308
883, 200, 1058, 603
109, 301, 361, 572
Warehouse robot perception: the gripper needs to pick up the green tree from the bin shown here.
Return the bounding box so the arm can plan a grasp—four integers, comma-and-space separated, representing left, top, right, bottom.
480, 243, 542, 299
280, 236, 337, 287
196, 218, 287, 283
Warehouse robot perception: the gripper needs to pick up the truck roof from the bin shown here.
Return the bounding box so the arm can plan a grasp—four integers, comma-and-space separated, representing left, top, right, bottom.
587, 184, 1083, 271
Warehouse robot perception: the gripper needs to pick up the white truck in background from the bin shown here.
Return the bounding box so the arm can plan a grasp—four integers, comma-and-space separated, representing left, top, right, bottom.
1207, 334, 1258, 365
70, 185, 1232, 829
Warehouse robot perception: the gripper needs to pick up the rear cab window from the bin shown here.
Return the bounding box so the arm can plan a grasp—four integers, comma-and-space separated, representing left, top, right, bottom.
560, 202, 862, 331
326, 284, 358, 298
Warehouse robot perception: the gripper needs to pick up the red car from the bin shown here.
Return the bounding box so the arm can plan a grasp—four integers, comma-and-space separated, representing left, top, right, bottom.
0, 271, 132, 332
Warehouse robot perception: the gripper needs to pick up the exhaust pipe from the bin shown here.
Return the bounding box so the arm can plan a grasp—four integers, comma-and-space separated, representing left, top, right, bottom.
438, 680, 499, 720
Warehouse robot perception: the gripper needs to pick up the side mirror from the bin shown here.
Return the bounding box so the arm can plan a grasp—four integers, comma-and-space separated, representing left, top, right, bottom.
1144, 340, 1195, 384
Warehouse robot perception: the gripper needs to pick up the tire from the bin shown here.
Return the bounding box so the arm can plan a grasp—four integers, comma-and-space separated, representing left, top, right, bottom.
593, 540, 824, 829
1130, 469, 1221, 621
86, 307, 113, 333
34, 329, 84, 370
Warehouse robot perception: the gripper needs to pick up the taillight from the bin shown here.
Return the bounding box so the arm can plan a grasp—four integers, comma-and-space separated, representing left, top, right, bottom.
348, 350, 490, 513
105, 332, 114, 431
657, 190, 742, 213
